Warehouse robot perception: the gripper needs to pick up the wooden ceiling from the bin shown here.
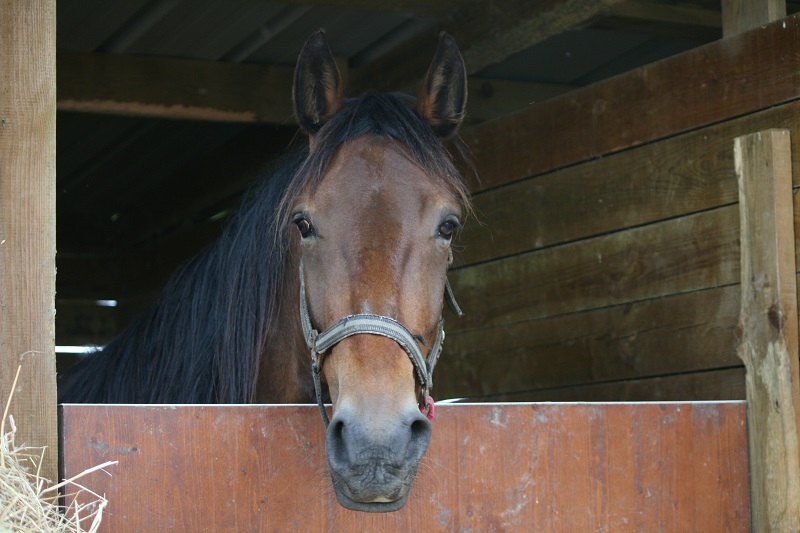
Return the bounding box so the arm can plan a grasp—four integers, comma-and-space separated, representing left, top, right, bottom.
54, 0, 797, 306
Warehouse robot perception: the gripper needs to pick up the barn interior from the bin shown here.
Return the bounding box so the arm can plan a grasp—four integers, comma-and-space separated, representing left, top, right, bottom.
0, 1, 794, 528
55, 0, 800, 401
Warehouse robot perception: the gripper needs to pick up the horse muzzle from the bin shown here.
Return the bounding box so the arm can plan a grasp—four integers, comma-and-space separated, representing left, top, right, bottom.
325, 406, 432, 512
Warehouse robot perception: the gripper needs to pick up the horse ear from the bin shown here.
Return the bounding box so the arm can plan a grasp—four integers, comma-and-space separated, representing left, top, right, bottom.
415, 32, 468, 138
293, 30, 343, 135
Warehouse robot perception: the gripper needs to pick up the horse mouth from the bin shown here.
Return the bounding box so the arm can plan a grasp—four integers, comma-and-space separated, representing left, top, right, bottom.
328, 462, 420, 513
331, 482, 411, 513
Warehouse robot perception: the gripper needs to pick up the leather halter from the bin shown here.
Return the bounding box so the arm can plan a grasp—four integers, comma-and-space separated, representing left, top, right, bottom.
299, 258, 462, 427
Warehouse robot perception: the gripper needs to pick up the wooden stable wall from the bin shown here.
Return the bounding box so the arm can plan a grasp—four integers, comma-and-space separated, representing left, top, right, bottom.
437, 12, 800, 404
61, 402, 749, 532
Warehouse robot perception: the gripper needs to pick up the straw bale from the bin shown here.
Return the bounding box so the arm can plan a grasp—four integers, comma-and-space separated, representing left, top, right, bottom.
1, 366, 115, 533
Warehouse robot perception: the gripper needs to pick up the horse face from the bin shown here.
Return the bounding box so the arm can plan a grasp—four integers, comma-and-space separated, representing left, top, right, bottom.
291, 31, 467, 512
296, 136, 460, 510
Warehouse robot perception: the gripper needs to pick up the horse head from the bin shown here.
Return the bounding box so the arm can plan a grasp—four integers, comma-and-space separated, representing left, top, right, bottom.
289, 30, 468, 512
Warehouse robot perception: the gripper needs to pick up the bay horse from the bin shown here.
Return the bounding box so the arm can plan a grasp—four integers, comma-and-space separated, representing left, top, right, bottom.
58, 30, 470, 512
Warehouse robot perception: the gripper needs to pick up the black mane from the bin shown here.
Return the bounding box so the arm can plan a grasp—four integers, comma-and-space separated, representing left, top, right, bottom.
58, 93, 468, 404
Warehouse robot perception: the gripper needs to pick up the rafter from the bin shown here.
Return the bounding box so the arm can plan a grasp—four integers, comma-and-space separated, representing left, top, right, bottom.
57, 50, 299, 123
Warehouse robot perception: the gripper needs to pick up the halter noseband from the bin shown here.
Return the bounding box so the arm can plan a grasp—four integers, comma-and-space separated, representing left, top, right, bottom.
299, 258, 462, 427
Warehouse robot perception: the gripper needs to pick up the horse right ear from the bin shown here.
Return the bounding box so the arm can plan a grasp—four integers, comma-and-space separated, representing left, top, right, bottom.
415, 32, 468, 139
293, 30, 343, 135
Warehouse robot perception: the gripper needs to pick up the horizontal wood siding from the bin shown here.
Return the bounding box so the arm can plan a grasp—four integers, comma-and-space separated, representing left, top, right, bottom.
442, 64, 800, 400
459, 100, 800, 268
449, 205, 740, 332
446, 191, 741, 400
444, 98, 800, 401
437, 285, 740, 398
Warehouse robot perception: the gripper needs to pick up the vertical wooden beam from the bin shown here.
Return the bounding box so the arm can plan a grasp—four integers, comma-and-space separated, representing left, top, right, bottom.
735, 129, 800, 532
0, 0, 58, 485
722, 0, 786, 36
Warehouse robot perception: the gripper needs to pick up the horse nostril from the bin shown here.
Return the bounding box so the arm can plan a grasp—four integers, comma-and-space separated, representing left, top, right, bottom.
406, 414, 432, 461
327, 417, 349, 468
410, 417, 431, 442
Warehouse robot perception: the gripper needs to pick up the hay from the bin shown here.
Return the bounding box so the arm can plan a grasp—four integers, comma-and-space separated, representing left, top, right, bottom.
1, 366, 117, 533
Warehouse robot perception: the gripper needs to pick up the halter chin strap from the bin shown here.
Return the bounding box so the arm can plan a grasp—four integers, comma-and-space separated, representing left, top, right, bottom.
299, 258, 462, 427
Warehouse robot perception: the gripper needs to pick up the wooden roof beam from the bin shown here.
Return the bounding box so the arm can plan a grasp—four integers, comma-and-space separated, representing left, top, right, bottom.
57, 50, 346, 124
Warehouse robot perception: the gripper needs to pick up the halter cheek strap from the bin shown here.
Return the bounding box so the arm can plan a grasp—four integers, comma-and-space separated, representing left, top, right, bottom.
299, 259, 462, 427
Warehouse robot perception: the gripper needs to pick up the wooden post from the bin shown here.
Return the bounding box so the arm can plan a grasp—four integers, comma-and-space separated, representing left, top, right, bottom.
722, 0, 786, 36
735, 129, 800, 532
0, 0, 58, 485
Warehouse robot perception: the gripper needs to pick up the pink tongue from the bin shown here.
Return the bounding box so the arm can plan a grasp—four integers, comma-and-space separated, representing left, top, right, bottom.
420, 396, 435, 421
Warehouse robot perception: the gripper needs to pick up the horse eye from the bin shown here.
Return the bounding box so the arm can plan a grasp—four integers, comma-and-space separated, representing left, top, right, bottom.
438, 218, 461, 240
293, 216, 315, 239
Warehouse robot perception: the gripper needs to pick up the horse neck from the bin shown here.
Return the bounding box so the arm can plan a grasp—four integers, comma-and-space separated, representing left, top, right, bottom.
255, 241, 313, 403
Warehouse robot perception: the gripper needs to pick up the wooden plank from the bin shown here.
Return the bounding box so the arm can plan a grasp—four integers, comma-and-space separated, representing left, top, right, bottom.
735, 129, 800, 532
449, 205, 740, 332
0, 0, 58, 485
460, 12, 800, 193
722, 0, 786, 36
61, 403, 750, 531
57, 50, 298, 123
485, 368, 746, 402
437, 285, 740, 398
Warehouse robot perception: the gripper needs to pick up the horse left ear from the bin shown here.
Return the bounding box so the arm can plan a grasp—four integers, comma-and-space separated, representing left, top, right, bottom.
415, 32, 468, 139
293, 30, 343, 135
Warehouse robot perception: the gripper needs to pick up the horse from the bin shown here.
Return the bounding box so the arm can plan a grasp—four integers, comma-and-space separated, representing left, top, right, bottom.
58, 30, 470, 513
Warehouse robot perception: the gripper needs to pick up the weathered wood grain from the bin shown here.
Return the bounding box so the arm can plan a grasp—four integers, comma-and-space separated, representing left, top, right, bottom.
460, 13, 800, 193
735, 129, 800, 532
0, 0, 58, 485
437, 285, 740, 399
61, 403, 750, 532
449, 205, 740, 332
